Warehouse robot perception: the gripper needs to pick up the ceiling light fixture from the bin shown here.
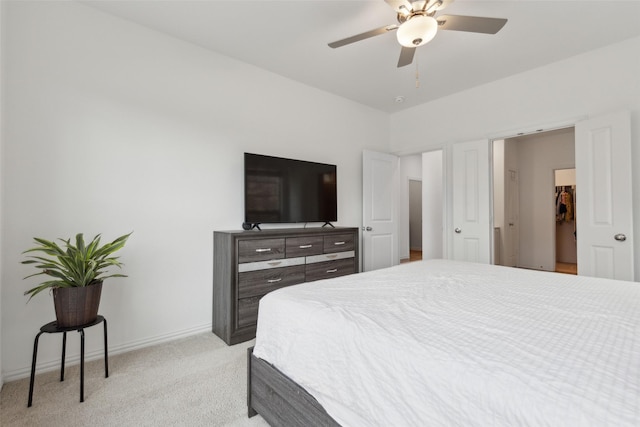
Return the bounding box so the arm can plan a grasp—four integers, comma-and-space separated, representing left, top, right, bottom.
396, 15, 438, 47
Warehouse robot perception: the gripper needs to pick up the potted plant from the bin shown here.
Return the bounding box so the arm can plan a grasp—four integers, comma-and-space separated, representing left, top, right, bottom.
22, 232, 131, 327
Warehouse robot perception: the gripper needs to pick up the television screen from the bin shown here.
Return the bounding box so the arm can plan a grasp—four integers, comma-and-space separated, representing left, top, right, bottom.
244, 153, 337, 224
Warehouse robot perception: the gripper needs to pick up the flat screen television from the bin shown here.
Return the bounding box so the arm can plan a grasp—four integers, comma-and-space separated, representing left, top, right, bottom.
244, 153, 337, 226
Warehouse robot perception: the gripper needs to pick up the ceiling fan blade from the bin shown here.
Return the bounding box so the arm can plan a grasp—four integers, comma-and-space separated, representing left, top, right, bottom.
397, 46, 416, 68
436, 15, 507, 34
384, 0, 412, 13
328, 24, 398, 48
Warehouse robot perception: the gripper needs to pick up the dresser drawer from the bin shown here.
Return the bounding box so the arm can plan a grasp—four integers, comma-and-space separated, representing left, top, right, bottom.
238, 265, 306, 299
286, 236, 323, 258
305, 258, 355, 282
238, 257, 304, 273
238, 238, 285, 263
237, 296, 261, 328
323, 233, 355, 253
306, 250, 354, 264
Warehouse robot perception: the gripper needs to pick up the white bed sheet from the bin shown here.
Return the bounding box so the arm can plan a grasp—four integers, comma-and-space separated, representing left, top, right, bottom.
253, 259, 640, 426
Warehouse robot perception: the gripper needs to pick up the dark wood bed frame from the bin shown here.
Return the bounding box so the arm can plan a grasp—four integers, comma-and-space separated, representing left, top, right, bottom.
247, 347, 340, 426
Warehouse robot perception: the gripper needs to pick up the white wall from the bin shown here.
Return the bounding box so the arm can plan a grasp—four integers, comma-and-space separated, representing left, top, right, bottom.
512, 128, 575, 271
390, 35, 640, 279
408, 181, 422, 250
422, 150, 443, 260
0, 1, 389, 380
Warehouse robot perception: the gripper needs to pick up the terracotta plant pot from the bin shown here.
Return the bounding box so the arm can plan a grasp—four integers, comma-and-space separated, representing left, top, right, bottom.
52, 280, 103, 327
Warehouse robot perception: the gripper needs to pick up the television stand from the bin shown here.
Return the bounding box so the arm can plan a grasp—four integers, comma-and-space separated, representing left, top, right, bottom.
321, 222, 335, 228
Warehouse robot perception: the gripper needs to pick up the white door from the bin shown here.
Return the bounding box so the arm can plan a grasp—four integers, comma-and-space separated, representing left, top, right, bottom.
451, 140, 491, 263
575, 110, 634, 280
505, 169, 520, 267
362, 150, 399, 272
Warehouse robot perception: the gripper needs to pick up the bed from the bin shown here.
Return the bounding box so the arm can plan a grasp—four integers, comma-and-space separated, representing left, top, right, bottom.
247, 259, 640, 426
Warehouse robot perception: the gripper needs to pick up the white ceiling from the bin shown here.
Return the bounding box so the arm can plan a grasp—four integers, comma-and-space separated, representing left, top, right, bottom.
83, 0, 640, 113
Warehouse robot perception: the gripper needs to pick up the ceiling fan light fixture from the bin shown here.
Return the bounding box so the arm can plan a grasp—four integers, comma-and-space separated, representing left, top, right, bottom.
396, 15, 438, 47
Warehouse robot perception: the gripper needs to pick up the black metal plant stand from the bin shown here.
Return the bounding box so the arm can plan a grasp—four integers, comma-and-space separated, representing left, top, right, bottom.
28, 315, 108, 407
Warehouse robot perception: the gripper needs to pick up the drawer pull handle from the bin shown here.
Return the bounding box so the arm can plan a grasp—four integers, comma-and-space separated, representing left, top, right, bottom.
326, 254, 337, 259
334, 241, 345, 246
299, 244, 313, 249
267, 278, 282, 283
267, 261, 282, 267
326, 269, 338, 273
255, 248, 272, 253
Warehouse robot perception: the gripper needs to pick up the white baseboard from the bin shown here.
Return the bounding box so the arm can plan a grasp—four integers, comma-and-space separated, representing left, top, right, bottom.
2, 323, 212, 383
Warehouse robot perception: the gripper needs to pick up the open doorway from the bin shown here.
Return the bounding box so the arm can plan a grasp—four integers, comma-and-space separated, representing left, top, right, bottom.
399, 150, 443, 264
399, 154, 422, 263
492, 127, 575, 273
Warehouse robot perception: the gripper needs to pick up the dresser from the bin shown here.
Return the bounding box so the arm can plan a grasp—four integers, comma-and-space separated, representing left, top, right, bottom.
213, 227, 359, 345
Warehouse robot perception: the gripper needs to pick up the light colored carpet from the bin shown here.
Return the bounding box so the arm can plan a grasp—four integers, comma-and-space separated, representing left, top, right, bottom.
0, 333, 270, 427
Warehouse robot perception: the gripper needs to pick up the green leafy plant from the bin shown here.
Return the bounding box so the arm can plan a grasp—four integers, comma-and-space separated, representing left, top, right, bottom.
22, 232, 132, 300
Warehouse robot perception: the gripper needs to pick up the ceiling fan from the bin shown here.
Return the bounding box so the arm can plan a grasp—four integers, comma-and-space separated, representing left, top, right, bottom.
328, 0, 507, 68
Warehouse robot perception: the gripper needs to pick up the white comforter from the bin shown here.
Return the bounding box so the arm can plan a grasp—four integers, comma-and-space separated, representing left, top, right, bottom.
253, 259, 640, 426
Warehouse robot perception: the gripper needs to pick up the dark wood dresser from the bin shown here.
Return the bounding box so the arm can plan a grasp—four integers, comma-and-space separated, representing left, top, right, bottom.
212, 227, 359, 345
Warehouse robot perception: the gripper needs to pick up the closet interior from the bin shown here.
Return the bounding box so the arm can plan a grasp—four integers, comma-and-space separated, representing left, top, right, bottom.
555, 169, 577, 274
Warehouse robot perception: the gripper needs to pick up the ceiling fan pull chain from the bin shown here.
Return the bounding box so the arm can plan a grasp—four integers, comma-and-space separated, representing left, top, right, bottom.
415, 53, 420, 88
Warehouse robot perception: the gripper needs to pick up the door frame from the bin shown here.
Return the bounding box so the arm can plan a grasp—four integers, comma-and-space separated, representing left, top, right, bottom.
505, 167, 520, 267
486, 120, 579, 267
489, 125, 584, 268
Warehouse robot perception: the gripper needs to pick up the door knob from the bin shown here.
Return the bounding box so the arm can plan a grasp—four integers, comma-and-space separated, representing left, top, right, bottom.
455, 228, 462, 234
614, 233, 627, 242
362, 226, 373, 231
